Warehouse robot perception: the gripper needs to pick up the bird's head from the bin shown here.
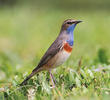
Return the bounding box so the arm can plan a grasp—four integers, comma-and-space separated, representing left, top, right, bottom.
61, 19, 82, 33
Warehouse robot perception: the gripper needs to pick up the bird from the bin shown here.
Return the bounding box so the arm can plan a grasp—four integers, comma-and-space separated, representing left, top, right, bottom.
20, 19, 82, 87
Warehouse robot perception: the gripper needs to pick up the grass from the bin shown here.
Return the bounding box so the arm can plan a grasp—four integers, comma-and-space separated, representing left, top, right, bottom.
0, 5, 110, 100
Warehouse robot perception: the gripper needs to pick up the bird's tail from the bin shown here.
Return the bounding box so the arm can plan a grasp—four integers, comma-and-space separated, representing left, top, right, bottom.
20, 66, 43, 86
19, 71, 36, 86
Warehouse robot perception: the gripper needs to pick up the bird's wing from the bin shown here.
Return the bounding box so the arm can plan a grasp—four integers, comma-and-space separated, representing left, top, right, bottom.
20, 38, 63, 86
32, 38, 63, 72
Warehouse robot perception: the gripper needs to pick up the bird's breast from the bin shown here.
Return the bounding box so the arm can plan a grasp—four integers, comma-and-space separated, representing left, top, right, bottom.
51, 42, 72, 67
53, 48, 71, 67
44, 42, 73, 69
63, 42, 73, 53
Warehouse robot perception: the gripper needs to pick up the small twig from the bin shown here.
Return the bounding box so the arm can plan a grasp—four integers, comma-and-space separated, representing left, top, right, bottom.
0, 83, 12, 87
77, 56, 82, 74
54, 86, 64, 100
95, 87, 110, 91
7, 85, 36, 95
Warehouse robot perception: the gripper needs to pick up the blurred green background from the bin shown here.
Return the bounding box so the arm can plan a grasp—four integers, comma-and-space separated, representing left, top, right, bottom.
0, 0, 110, 82
0, 0, 110, 100
0, 0, 110, 62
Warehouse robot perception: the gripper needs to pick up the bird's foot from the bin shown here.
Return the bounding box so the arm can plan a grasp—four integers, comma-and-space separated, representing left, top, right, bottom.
49, 70, 56, 88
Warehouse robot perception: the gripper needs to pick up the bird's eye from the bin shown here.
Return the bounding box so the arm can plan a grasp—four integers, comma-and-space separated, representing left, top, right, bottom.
67, 22, 73, 24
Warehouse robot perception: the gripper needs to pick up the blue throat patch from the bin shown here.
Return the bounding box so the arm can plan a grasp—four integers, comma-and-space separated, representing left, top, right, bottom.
66, 24, 76, 46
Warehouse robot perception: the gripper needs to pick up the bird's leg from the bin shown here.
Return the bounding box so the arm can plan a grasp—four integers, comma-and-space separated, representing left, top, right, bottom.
49, 70, 55, 88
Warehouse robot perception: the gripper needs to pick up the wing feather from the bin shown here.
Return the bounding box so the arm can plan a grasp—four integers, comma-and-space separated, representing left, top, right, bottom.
32, 37, 63, 72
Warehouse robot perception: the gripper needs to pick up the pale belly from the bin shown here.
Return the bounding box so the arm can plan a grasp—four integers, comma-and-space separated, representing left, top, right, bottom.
44, 49, 72, 70
52, 50, 71, 68
41, 42, 73, 71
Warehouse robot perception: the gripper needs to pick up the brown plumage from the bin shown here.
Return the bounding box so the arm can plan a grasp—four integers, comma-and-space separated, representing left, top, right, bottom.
20, 19, 82, 86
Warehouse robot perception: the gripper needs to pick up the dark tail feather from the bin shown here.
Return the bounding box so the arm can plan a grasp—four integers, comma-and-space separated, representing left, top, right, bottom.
20, 71, 36, 86
19, 67, 43, 86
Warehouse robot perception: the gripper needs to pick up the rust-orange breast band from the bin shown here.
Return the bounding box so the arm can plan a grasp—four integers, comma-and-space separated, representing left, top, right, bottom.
63, 42, 72, 53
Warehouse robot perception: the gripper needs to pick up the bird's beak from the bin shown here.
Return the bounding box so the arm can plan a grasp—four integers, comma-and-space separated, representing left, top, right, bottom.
75, 20, 82, 24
